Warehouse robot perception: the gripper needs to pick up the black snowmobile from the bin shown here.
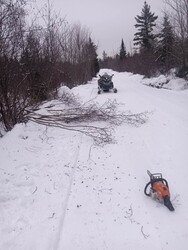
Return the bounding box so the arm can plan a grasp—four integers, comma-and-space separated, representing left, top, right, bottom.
98, 73, 117, 94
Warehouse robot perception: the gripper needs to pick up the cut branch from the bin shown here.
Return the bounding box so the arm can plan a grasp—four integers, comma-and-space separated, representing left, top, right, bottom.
26, 98, 149, 145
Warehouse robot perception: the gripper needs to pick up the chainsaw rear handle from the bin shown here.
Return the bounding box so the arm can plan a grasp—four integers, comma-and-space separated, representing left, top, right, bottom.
144, 178, 169, 196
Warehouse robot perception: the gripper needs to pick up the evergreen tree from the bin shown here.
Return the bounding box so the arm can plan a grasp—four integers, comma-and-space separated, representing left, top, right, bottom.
84, 37, 99, 77
102, 50, 108, 61
119, 39, 127, 60
134, 1, 158, 52
157, 14, 175, 72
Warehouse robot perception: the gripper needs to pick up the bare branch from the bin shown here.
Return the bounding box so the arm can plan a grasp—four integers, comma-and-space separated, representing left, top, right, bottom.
26, 96, 149, 145
141, 226, 150, 239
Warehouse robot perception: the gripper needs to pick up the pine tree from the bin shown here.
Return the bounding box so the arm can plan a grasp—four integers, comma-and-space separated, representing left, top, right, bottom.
119, 39, 127, 60
84, 37, 99, 77
134, 1, 158, 52
102, 50, 108, 61
157, 14, 175, 72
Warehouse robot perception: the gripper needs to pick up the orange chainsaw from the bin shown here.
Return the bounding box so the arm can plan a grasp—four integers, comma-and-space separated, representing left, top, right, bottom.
144, 170, 174, 211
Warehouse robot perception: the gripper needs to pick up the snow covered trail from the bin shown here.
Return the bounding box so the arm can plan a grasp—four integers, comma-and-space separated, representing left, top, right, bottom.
53, 135, 82, 250
56, 71, 188, 250
1, 70, 188, 250
0, 122, 83, 250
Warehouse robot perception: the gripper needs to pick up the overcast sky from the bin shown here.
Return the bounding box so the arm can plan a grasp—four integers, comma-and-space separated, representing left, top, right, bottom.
34, 0, 165, 58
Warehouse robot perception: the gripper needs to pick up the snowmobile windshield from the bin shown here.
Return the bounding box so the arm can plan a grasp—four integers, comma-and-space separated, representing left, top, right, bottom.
102, 74, 111, 82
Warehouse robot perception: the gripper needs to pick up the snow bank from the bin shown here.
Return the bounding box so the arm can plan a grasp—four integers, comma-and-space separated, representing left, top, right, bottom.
57, 85, 72, 98
142, 74, 188, 90
165, 78, 188, 90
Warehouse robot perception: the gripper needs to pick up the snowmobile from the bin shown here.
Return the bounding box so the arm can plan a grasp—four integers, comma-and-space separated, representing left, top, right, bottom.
144, 170, 174, 211
97, 73, 117, 94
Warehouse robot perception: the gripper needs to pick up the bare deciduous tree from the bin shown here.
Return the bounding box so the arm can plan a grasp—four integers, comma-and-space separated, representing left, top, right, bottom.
0, 0, 28, 131
0, 0, 99, 133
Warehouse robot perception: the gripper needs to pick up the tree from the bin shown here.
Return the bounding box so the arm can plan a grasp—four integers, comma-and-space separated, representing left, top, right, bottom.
0, 0, 27, 131
0, 0, 101, 133
84, 37, 99, 77
157, 14, 175, 72
164, 0, 188, 78
102, 50, 108, 61
134, 1, 158, 52
119, 39, 127, 60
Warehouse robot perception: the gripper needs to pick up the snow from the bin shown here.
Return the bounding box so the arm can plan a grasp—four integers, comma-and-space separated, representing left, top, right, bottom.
1, 70, 188, 250
141, 74, 188, 90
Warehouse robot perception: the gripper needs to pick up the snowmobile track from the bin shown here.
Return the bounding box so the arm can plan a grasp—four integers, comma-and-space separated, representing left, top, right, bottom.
53, 136, 82, 250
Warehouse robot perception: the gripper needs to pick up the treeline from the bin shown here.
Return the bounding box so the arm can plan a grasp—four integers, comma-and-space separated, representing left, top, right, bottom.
100, 0, 188, 78
0, 0, 99, 132
1, 0, 188, 133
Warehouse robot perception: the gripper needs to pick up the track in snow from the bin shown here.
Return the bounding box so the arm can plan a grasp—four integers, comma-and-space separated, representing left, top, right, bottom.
53, 136, 82, 250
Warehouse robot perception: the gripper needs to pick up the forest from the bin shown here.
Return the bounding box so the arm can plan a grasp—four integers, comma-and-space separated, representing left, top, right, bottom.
101, 1, 188, 78
0, 0, 188, 133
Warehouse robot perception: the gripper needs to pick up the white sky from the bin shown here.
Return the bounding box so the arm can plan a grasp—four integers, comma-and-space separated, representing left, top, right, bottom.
33, 0, 165, 58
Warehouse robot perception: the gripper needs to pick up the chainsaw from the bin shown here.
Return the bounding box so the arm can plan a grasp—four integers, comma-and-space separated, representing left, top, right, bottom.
144, 170, 174, 211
